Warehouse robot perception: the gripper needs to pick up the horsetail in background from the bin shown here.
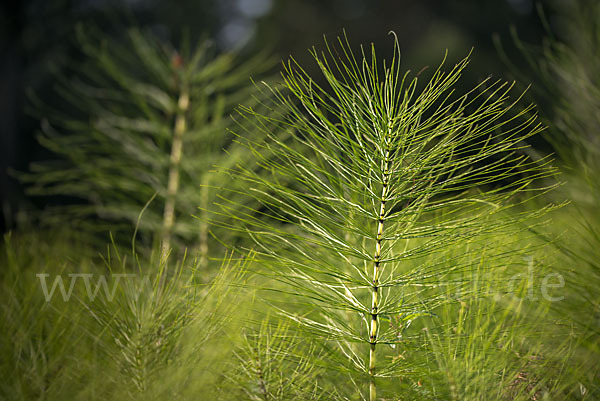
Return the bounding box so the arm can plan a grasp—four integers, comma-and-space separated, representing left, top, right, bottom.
21, 25, 275, 267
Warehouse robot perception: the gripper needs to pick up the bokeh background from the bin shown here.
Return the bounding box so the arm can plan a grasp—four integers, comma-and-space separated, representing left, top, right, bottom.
3, 3, 600, 400
0, 0, 575, 232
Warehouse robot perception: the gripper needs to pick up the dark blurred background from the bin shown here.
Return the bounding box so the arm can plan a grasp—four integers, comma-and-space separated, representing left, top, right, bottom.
0, 0, 569, 232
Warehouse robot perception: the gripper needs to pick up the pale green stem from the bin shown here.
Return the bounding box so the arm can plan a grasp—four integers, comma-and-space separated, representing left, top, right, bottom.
369, 146, 390, 401
161, 87, 189, 262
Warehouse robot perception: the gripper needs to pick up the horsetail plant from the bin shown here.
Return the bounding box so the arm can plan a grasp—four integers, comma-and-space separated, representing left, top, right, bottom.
213, 32, 557, 400
22, 25, 274, 266
228, 319, 330, 400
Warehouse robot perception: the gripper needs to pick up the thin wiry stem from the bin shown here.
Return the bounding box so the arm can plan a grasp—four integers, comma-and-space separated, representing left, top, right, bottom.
369, 130, 392, 401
